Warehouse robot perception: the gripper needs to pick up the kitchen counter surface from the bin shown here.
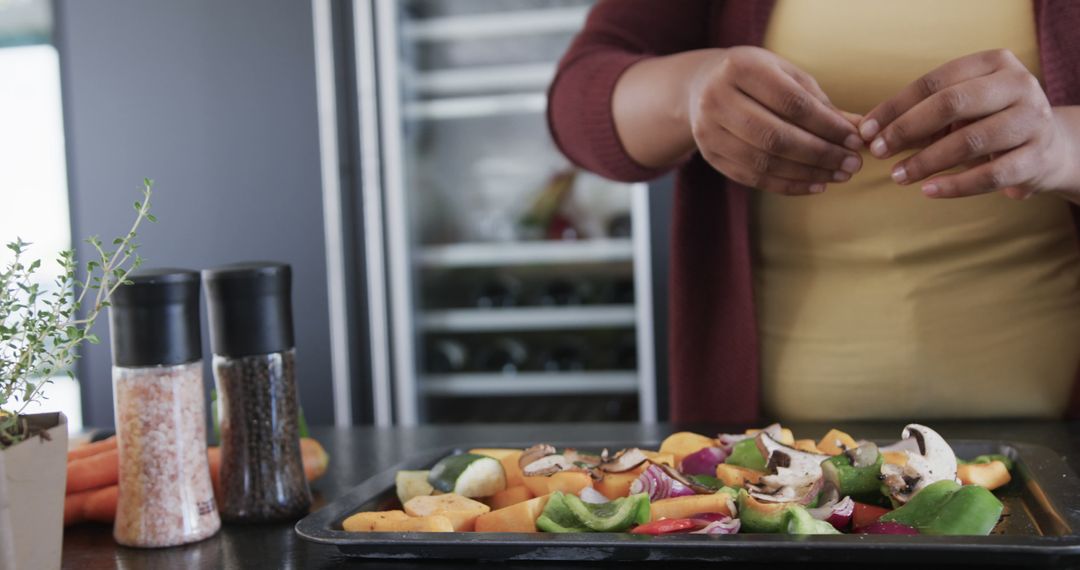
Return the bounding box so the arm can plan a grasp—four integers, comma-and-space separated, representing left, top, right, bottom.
61, 421, 1080, 569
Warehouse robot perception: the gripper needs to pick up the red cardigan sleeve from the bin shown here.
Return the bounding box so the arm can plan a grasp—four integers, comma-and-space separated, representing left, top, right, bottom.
547, 0, 713, 182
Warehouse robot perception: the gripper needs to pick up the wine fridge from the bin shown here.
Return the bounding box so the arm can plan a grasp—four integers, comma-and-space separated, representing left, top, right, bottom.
314, 0, 658, 425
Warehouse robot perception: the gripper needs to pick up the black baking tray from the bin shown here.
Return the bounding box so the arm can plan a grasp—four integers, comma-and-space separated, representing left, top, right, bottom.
295, 440, 1080, 565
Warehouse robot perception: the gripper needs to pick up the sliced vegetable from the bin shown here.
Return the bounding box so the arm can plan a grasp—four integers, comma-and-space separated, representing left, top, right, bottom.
736, 490, 792, 533
964, 454, 1014, 471
807, 495, 854, 531
562, 492, 650, 532
343, 510, 455, 532
851, 501, 891, 530
428, 453, 507, 498
404, 493, 491, 532
715, 463, 764, 488
396, 470, 434, 505
687, 475, 725, 492
535, 492, 589, 533
856, 521, 919, 535
817, 429, 858, 456
650, 492, 736, 522
469, 448, 526, 487
659, 432, 717, 464
958, 461, 1011, 491
821, 447, 884, 500
692, 516, 741, 535
578, 487, 610, 504
630, 464, 695, 501
523, 471, 593, 497
880, 480, 1003, 535
724, 439, 767, 471
474, 494, 551, 533
630, 518, 697, 535
488, 485, 534, 511
680, 447, 728, 476
786, 505, 841, 535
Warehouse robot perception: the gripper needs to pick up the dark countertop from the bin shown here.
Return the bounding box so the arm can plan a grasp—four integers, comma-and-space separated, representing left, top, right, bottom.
61, 421, 1080, 569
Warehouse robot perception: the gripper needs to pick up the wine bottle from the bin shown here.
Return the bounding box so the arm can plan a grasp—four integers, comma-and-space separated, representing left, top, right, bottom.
424, 338, 468, 374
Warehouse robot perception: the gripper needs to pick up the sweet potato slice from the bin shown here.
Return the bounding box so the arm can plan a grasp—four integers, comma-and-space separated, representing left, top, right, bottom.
474, 494, 551, 532
404, 493, 490, 532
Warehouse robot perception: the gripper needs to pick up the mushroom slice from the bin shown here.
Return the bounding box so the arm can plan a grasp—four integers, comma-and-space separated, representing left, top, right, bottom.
522, 454, 574, 477
882, 424, 958, 504
749, 433, 829, 504
563, 448, 603, 468
519, 443, 557, 470
598, 447, 648, 473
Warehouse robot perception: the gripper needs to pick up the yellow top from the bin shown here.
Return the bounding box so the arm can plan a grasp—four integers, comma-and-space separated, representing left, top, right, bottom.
757, 0, 1080, 420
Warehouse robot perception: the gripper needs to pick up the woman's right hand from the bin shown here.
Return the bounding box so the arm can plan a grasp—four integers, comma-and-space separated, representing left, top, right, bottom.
687, 47, 864, 195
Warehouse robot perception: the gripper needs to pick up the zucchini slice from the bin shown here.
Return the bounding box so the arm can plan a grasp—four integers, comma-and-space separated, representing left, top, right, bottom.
428, 453, 507, 498
395, 470, 435, 505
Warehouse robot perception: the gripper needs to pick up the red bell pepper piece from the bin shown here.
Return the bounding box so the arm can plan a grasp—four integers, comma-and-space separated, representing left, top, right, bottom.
630, 518, 697, 535
852, 502, 891, 530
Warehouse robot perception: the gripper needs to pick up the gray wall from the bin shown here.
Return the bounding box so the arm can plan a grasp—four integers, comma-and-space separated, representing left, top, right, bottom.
56, 0, 336, 426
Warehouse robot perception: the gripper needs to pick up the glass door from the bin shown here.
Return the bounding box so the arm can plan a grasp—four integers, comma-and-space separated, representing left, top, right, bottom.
373, 0, 656, 425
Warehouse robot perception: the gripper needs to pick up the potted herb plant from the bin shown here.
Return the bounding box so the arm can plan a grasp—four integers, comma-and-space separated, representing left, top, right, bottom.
0, 180, 155, 570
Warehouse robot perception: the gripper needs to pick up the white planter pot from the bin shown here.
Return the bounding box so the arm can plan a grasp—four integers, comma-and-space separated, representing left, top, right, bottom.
0, 412, 68, 570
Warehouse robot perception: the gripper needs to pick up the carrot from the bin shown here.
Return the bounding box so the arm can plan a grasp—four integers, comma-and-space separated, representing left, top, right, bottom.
67, 436, 117, 462
64, 489, 94, 526
82, 486, 119, 523
66, 448, 119, 494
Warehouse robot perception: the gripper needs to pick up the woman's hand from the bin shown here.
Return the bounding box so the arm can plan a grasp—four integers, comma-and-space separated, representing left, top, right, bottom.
859, 49, 1080, 200
687, 47, 863, 196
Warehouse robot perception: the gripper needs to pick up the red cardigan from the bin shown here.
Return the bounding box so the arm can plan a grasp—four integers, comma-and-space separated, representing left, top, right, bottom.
548, 0, 1080, 423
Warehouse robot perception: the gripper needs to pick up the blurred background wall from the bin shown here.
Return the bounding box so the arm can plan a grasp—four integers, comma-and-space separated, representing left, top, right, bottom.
55, 0, 337, 426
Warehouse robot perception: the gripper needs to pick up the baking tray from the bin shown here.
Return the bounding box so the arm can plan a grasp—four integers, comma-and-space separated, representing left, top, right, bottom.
295, 440, 1080, 565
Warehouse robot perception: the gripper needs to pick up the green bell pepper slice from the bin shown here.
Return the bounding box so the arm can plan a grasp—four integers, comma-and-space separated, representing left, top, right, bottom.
880, 480, 1003, 535
536, 492, 590, 533
725, 439, 767, 471
821, 451, 884, 500
537, 491, 650, 533
786, 505, 841, 535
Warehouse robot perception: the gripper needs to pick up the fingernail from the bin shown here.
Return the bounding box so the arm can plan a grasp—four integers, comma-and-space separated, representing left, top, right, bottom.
843, 134, 863, 150
833, 171, 850, 182
891, 165, 908, 184
810, 183, 827, 194
922, 183, 940, 197
840, 155, 861, 174
870, 137, 888, 158
860, 119, 880, 140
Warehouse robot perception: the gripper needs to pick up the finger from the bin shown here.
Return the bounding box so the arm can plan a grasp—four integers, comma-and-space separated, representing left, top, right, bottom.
868, 70, 1031, 158
718, 92, 862, 174
701, 149, 826, 196
704, 125, 848, 183
891, 106, 1035, 185
920, 144, 1039, 199
1003, 186, 1036, 200
737, 65, 863, 151
860, 49, 1019, 141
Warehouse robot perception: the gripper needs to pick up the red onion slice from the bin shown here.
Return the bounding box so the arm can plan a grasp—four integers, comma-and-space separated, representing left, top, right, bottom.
680, 447, 728, 476
629, 464, 695, 501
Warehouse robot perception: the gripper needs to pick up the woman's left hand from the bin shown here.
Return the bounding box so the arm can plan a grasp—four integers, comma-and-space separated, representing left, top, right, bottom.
858, 49, 1080, 200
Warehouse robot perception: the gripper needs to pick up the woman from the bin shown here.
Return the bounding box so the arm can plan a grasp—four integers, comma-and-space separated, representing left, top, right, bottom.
548, 1, 1080, 423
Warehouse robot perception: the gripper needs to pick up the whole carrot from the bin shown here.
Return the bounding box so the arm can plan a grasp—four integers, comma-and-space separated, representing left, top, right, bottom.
67, 436, 117, 462
66, 448, 119, 494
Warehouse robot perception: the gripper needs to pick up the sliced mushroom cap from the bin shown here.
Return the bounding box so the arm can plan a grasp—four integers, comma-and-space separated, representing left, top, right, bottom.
522, 454, 574, 477
519, 443, 557, 470
598, 447, 648, 473
748, 433, 829, 504
882, 424, 958, 504
563, 448, 603, 468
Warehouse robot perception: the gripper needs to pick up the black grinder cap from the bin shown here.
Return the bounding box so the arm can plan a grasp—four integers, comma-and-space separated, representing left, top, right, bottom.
109, 268, 202, 367
202, 261, 294, 358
